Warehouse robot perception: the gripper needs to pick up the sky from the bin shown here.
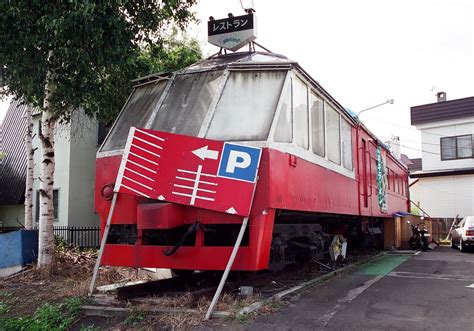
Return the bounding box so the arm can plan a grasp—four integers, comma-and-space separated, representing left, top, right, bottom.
1, 0, 473, 158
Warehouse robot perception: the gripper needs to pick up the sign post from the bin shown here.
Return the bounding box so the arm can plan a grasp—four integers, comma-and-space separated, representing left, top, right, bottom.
88, 192, 118, 296
204, 216, 249, 320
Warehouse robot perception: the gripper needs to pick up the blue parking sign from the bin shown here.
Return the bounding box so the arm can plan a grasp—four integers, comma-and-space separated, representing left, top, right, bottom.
217, 143, 262, 183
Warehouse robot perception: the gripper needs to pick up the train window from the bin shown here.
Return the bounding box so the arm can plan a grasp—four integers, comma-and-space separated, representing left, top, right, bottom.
101, 80, 167, 151
152, 71, 223, 136
326, 104, 341, 164
293, 77, 309, 149
310, 91, 325, 156
206, 71, 286, 141
274, 81, 293, 143
341, 118, 352, 170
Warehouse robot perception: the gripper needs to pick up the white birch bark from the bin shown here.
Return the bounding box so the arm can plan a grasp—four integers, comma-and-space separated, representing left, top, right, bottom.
38, 50, 56, 269
24, 106, 34, 230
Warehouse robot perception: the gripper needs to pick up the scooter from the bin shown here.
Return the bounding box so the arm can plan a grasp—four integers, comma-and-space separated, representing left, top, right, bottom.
407, 221, 430, 251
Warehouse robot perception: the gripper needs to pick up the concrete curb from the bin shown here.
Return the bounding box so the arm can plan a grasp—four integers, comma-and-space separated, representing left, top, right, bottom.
237, 252, 388, 317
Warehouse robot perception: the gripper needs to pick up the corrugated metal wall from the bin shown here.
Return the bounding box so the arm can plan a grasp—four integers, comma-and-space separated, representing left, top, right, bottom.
0, 99, 28, 205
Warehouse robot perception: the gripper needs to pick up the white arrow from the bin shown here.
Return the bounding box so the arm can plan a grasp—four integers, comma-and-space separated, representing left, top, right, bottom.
226, 207, 237, 214
192, 145, 219, 161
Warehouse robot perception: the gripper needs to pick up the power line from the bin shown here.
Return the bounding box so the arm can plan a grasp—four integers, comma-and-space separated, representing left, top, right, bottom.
362, 113, 453, 137
400, 144, 440, 156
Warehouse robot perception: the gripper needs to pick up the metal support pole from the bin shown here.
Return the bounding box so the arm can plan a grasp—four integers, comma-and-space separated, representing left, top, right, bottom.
88, 192, 118, 296
204, 217, 249, 320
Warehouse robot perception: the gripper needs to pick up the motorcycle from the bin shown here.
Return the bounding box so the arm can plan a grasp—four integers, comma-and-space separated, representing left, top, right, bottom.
407, 221, 430, 251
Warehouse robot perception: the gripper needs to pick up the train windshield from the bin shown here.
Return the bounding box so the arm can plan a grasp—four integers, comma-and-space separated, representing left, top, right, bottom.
150, 70, 223, 136
101, 79, 168, 152
206, 70, 286, 141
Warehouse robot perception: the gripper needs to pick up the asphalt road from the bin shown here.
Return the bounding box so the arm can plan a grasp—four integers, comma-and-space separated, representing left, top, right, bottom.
215, 246, 474, 331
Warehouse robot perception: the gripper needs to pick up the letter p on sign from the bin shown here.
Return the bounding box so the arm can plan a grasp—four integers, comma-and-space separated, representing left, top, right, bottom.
218, 143, 262, 183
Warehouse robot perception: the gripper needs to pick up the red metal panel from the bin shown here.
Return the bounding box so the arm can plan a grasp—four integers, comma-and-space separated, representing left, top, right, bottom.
100, 209, 275, 271
265, 149, 360, 215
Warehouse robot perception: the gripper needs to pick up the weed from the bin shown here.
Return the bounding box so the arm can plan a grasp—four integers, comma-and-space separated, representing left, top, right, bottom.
0, 302, 10, 315
124, 310, 147, 325
0, 291, 12, 299
236, 312, 249, 324
266, 300, 281, 310
0, 297, 85, 330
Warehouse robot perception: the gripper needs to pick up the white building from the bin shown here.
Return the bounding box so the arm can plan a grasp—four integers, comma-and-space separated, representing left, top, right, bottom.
0, 99, 101, 228
409, 93, 474, 220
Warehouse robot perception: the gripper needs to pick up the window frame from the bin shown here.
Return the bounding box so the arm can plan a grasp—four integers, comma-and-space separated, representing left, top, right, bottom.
440, 134, 474, 160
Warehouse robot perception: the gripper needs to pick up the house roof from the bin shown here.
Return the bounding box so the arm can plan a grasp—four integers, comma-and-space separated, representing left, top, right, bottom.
0, 99, 28, 205
410, 167, 474, 178
411, 96, 474, 126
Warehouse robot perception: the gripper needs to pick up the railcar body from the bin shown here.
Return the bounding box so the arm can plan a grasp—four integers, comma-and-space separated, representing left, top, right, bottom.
95, 51, 409, 271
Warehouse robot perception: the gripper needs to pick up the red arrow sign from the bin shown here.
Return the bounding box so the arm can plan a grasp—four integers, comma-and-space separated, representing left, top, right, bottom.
114, 127, 262, 217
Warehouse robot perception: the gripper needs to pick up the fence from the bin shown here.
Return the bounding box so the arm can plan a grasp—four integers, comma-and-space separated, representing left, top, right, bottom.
430, 218, 456, 242
53, 226, 100, 248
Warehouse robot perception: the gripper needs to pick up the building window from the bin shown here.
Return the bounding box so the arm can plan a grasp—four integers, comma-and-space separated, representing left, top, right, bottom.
440, 134, 473, 160
35, 189, 59, 222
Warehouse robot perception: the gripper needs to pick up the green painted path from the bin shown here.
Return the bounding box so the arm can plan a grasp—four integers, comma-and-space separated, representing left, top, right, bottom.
356, 255, 410, 275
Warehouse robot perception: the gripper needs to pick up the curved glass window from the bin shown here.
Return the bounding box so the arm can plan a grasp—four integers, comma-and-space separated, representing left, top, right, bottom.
151, 71, 223, 136
326, 104, 341, 165
310, 91, 325, 156
341, 118, 353, 170
293, 77, 309, 149
206, 71, 286, 141
101, 79, 168, 152
274, 82, 292, 143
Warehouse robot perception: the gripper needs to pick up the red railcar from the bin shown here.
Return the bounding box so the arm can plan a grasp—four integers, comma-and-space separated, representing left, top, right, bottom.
95, 51, 409, 271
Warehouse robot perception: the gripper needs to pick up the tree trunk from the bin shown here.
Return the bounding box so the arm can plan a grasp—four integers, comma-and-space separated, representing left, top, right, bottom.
38, 50, 56, 270
24, 106, 34, 230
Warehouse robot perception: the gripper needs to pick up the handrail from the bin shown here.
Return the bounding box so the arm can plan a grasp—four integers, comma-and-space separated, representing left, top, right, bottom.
410, 200, 432, 219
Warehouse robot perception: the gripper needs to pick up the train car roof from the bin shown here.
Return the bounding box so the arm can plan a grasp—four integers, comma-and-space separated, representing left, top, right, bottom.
131, 50, 406, 170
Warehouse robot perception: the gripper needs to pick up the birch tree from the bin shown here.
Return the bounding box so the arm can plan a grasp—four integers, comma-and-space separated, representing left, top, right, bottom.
24, 106, 35, 230
0, 0, 198, 270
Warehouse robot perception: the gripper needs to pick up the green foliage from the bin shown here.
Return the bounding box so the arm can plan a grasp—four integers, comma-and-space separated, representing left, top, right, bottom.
236, 312, 250, 324
0, 0, 200, 124
0, 297, 85, 330
0, 302, 10, 315
123, 310, 147, 326
54, 235, 68, 251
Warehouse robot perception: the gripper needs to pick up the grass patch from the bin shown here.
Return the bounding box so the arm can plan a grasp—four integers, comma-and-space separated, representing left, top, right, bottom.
0, 297, 84, 330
